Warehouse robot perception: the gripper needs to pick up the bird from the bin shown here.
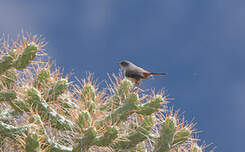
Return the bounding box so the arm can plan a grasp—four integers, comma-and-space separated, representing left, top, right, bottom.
118, 60, 167, 85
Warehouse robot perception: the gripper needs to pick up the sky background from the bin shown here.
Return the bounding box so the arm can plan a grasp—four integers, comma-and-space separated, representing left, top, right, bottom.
0, 0, 244, 151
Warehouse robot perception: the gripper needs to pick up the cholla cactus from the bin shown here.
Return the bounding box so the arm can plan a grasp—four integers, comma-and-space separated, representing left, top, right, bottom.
0, 33, 210, 152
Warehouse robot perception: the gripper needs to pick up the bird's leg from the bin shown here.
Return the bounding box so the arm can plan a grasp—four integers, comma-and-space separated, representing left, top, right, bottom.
135, 81, 140, 88
134, 81, 144, 93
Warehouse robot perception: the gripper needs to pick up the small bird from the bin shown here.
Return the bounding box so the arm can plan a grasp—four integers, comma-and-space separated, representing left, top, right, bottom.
118, 60, 167, 85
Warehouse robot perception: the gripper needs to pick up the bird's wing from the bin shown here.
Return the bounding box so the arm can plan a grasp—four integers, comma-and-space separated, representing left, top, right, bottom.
125, 70, 145, 79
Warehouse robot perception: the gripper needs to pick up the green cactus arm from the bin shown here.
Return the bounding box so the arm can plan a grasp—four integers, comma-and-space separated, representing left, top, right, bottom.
25, 133, 41, 152
111, 116, 153, 150
0, 90, 29, 113
32, 114, 73, 152
0, 54, 14, 75
72, 127, 97, 152
48, 143, 73, 152
94, 127, 118, 147
8, 98, 30, 113
73, 127, 118, 151
172, 127, 191, 146
1, 70, 17, 89
96, 93, 138, 129
108, 93, 138, 124
33, 69, 50, 89
60, 97, 79, 117
84, 100, 96, 114
137, 95, 166, 115
77, 111, 92, 131
154, 117, 177, 152
0, 107, 12, 121
46, 79, 68, 102
0, 120, 32, 138
80, 84, 96, 101
99, 95, 120, 112
117, 79, 134, 98
190, 145, 203, 152
0, 91, 30, 116
60, 96, 79, 109
99, 79, 134, 112
27, 88, 74, 130
0, 90, 16, 102
13, 44, 38, 69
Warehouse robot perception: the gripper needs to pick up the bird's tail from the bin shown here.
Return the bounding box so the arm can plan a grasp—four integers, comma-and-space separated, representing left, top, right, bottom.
150, 72, 168, 76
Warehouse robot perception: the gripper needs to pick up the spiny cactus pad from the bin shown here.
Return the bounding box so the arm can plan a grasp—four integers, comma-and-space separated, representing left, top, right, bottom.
0, 33, 209, 152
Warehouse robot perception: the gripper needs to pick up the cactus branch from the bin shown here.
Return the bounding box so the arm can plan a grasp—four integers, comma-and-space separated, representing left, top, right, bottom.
154, 117, 177, 152
96, 93, 138, 129
33, 114, 73, 152
0, 120, 31, 138
25, 133, 41, 152
73, 127, 97, 152
0, 54, 14, 75
137, 95, 166, 115
13, 44, 38, 69
27, 88, 74, 130
111, 116, 153, 150
95, 127, 118, 147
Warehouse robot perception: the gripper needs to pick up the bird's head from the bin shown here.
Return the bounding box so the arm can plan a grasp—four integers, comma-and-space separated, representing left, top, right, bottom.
118, 60, 131, 68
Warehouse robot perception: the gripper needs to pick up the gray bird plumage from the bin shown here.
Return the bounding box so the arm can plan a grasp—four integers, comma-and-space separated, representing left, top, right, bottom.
118, 60, 167, 85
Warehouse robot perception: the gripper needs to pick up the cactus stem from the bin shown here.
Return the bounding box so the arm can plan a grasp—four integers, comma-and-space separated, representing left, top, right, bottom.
28, 88, 74, 130
0, 120, 32, 138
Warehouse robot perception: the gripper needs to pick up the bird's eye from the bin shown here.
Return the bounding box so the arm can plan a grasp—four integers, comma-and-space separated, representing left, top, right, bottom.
122, 62, 127, 66
119, 61, 129, 67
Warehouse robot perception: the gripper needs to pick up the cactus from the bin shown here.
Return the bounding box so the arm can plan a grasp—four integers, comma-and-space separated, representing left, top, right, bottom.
0, 33, 210, 152
13, 43, 38, 70
0, 54, 14, 75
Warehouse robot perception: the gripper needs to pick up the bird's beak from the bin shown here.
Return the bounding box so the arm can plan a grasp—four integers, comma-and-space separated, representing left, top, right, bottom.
117, 62, 120, 65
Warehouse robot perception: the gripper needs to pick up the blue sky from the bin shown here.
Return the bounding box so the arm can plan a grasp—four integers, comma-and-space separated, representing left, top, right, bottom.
1, 0, 244, 151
